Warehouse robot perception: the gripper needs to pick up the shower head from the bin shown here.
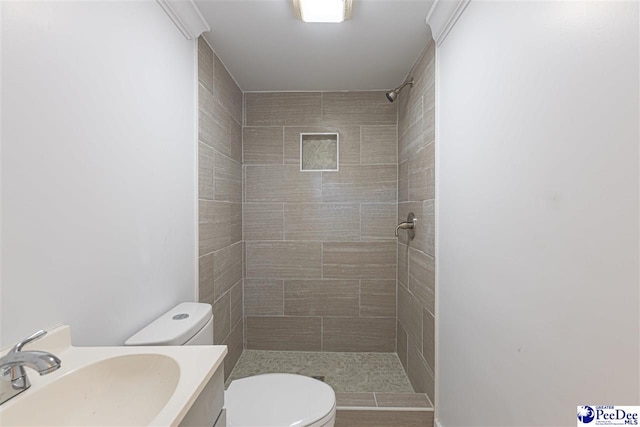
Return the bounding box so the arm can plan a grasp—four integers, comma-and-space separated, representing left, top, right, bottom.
385, 91, 398, 102
385, 78, 414, 103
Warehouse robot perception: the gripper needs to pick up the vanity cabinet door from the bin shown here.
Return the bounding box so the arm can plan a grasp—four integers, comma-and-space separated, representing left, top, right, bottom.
179, 366, 225, 427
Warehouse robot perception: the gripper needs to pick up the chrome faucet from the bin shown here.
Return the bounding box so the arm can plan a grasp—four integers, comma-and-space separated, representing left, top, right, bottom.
0, 330, 61, 405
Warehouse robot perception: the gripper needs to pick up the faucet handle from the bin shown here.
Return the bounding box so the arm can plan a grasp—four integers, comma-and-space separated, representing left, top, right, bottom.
11, 330, 47, 354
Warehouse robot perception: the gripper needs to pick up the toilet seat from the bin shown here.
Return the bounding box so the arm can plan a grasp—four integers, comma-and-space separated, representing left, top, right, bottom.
225, 373, 336, 427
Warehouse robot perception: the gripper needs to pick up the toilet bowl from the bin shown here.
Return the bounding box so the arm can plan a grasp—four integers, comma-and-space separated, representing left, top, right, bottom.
126, 303, 336, 427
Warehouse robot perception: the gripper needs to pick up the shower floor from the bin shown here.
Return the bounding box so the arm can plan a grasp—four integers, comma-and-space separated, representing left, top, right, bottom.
226, 350, 414, 393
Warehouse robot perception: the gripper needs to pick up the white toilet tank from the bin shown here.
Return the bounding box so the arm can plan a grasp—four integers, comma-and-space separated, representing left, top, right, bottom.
124, 302, 213, 346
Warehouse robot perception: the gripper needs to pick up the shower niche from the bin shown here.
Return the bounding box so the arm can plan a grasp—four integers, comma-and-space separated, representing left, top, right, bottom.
300, 132, 339, 171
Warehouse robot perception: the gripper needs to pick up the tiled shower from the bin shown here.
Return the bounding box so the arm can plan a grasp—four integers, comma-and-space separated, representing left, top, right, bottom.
197, 33, 435, 412
243, 90, 398, 353
397, 42, 436, 401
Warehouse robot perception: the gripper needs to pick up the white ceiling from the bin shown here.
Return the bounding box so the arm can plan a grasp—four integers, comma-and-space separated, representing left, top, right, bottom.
195, 0, 434, 92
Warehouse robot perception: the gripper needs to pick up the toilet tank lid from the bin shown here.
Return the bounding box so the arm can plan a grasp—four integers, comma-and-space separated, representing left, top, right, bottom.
124, 302, 212, 346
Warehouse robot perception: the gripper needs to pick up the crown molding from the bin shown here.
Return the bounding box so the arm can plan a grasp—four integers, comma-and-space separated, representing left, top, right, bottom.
425, 0, 471, 46
156, 0, 210, 40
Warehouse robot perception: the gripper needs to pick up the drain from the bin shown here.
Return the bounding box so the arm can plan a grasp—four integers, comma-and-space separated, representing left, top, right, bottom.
310, 375, 325, 382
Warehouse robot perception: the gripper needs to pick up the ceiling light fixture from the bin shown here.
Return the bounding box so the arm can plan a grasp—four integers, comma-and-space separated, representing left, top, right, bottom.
293, 0, 353, 23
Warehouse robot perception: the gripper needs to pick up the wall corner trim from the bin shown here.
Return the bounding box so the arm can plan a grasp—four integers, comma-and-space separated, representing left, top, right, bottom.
156, 0, 210, 40
425, 0, 471, 46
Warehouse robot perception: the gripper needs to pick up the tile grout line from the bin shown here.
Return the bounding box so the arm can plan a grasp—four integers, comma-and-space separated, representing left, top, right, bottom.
359, 203, 362, 242
396, 86, 401, 358
358, 280, 362, 318
359, 125, 363, 166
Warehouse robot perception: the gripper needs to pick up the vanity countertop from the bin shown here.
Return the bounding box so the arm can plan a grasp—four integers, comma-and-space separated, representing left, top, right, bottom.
0, 325, 227, 426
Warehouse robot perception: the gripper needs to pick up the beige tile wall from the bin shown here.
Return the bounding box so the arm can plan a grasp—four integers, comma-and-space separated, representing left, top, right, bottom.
335, 409, 433, 427
396, 41, 436, 403
336, 392, 431, 408
243, 90, 398, 353
197, 37, 243, 380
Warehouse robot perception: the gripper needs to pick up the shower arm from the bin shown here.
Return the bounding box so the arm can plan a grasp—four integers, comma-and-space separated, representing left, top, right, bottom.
393, 80, 414, 93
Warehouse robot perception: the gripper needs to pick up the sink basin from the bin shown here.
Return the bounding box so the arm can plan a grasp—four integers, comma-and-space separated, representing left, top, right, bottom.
0, 354, 180, 426
0, 326, 226, 426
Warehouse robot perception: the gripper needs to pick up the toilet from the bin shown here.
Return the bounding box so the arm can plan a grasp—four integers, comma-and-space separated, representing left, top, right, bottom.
225, 373, 335, 427
125, 302, 336, 427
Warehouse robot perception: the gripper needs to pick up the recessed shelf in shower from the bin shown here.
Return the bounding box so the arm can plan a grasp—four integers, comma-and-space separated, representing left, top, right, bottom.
300, 132, 339, 171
